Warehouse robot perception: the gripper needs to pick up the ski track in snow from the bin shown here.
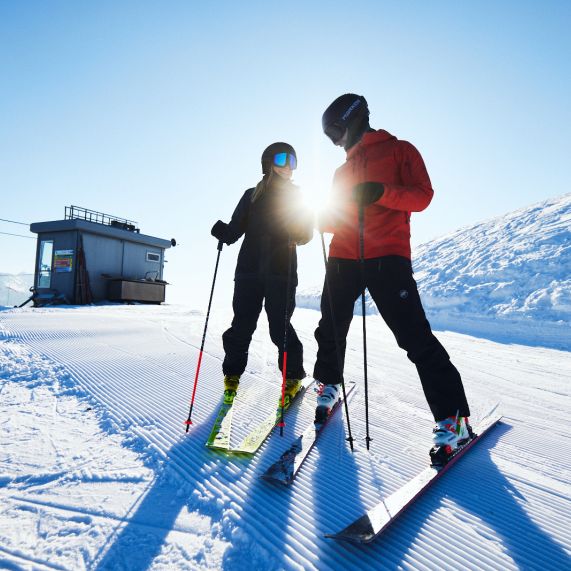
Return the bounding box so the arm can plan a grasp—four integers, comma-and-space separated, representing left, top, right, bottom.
1, 304, 570, 570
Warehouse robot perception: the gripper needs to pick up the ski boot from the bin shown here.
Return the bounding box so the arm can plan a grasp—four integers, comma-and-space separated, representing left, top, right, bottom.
223, 375, 240, 405
429, 415, 473, 467
280, 378, 303, 410
314, 383, 341, 427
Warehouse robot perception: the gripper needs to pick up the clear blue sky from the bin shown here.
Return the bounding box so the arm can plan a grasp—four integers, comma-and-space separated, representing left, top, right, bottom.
1, 1, 570, 305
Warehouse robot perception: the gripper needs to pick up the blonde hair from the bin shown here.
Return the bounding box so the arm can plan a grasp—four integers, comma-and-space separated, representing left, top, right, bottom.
251, 170, 275, 203
251, 169, 297, 203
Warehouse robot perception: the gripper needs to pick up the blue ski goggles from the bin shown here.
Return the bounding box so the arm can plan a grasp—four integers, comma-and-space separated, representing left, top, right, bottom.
273, 152, 297, 170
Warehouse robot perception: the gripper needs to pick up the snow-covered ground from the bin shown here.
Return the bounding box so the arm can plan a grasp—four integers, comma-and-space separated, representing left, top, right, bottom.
298, 193, 571, 350
1, 303, 570, 570
0, 273, 34, 308
414, 193, 571, 350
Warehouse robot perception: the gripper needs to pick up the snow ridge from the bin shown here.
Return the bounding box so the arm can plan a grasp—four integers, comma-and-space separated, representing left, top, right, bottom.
298, 193, 571, 350
414, 193, 571, 334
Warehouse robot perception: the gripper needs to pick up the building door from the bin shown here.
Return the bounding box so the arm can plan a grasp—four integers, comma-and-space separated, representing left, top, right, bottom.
37, 240, 54, 288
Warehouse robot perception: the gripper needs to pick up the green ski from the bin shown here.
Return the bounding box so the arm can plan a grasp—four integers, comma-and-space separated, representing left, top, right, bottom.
206, 401, 235, 449
229, 377, 315, 454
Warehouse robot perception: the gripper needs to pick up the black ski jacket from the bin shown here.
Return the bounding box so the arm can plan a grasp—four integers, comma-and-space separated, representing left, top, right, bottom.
215, 183, 312, 282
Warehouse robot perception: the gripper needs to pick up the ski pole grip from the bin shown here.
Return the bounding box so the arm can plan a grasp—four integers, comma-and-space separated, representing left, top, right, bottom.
217, 240, 224, 251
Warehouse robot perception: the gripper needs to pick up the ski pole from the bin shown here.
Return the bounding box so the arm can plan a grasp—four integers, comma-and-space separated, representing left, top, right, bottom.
185, 240, 223, 432
278, 239, 295, 436
320, 232, 354, 451
358, 204, 372, 450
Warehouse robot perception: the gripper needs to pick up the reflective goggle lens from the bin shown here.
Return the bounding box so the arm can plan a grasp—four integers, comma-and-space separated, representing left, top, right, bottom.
273, 152, 297, 170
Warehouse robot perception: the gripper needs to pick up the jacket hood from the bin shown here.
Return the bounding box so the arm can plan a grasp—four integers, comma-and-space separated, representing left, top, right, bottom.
346, 129, 396, 158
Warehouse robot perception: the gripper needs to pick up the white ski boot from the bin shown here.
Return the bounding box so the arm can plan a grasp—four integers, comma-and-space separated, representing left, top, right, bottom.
432, 416, 471, 449
430, 415, 473, 466
314, 383, 341, 426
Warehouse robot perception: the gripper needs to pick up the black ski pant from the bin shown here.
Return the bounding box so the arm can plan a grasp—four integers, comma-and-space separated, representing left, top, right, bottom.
313, 256, 470, 421
222, 276, 306, 379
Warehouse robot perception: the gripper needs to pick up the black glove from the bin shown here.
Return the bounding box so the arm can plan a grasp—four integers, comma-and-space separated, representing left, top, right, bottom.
211, 220, 228, 242
352, 182, 384, 206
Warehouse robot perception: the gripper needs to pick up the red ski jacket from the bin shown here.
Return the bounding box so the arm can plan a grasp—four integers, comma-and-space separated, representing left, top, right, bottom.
324, 129, 434, 260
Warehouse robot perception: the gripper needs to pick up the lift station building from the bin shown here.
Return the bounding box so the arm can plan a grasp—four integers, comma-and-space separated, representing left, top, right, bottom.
29, 206, 175, 305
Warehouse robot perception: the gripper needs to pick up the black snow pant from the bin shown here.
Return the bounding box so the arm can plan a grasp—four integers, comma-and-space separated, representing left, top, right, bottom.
222, 276, 306, 379
313, 256, 470, 421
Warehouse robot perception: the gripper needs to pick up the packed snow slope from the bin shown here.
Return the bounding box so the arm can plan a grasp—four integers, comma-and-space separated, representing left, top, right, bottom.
1, 304, 570, 570
0, 273, 33, 307
298, 193, 571, 350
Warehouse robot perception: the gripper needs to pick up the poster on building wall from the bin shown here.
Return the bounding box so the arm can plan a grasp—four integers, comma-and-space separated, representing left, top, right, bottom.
54, 250, 74, 273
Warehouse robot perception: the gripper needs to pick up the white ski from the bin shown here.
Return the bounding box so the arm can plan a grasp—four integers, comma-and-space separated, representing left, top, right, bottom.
326, 413, 503, 543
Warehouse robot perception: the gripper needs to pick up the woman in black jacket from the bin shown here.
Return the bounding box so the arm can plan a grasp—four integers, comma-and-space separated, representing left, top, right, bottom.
211, 142, 313, 405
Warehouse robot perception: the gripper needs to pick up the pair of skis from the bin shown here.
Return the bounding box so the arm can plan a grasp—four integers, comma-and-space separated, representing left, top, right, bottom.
206, 377, 356, 480
259, 393, 502, 544
206, 377, 315, 453
205, 378, 502, 545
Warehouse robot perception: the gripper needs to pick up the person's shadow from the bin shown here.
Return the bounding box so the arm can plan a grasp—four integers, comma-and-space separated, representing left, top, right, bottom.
92, 386, 312, 571
216, 385, 315, 570
445, 422, 570, 569
352, 421, 571, 569
92, 404, 223, 570
308, 398, 371, 569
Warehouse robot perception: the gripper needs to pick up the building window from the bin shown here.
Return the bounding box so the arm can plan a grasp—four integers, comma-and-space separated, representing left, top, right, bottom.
37, 240, 54, 288
146, 251, 161, 263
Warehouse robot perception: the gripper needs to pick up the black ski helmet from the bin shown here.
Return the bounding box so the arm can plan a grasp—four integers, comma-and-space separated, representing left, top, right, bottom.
322, 94, 370, 148
261, 142, 297, 175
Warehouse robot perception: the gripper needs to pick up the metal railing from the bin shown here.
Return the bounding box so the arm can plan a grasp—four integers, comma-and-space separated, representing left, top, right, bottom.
64, 206, 139, 232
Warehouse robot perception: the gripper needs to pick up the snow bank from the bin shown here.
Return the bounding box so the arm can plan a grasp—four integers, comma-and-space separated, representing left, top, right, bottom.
297, 193, 571, 350
0, 273, 33, 307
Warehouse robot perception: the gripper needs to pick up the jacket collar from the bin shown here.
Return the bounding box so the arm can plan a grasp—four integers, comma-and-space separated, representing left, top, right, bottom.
345, 129, 396, 159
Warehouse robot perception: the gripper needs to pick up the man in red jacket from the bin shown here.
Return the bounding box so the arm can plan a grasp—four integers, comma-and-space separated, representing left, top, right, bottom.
315, 93, 471, 452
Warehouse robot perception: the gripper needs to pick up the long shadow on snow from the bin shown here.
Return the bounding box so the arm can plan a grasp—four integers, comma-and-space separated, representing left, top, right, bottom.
445, 423, 571, 569
309, 409, 367, 571
219, 391, 310, 571
350, 422, 571, 569
93, 393, 309, 571
92, 404, 225, 571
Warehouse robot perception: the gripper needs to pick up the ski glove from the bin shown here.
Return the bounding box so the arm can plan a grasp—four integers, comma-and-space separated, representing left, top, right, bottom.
316, 208, 341, 234
352, 182, 384, 206
289, 224, 313, 245
211, 220, 228, 242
